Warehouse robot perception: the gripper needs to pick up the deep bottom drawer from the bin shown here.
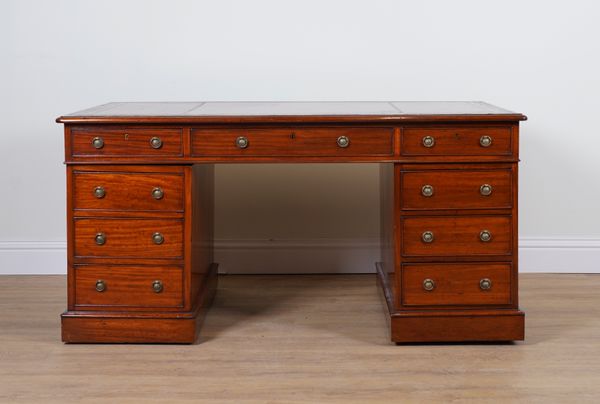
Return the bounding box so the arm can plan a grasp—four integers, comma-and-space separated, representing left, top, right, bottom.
402, 263, 511, 306
74, 265, 183, 309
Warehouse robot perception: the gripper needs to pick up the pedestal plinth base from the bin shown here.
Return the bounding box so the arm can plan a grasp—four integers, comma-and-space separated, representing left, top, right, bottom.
61, 264, 218, 344
376, 263, 525, 343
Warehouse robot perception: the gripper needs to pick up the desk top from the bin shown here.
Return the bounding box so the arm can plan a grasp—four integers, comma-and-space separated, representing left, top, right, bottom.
57, 102, 526, 124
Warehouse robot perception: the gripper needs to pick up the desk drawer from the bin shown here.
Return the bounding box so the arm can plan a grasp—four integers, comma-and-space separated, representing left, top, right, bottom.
402, 216, 512, 257
191, 127, 394, 157
71, 128, 182, 157
74, 218, 183, 259
73, 170, 184, 212
74, 265, 183, 309
401, 169, 512, 210
402, 263, 511, 306
401, 126, 512, 156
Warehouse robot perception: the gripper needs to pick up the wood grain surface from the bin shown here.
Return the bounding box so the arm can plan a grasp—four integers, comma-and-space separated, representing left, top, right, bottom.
73, 218, 184, 259
74, 265, 184, 309
401, 262, 512, 306
191, 126, 394, 157
400, 167, 512, 210
401, 215, 512, 257
73, 169, 184, 212
401, 125, 513, 156
71, 127, 183, 157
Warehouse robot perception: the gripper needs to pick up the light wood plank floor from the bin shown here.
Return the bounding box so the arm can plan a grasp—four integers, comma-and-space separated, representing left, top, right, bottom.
1, 274, 599, 403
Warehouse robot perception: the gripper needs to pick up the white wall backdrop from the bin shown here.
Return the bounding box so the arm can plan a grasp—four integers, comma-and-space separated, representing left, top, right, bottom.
1, 0, 599, 274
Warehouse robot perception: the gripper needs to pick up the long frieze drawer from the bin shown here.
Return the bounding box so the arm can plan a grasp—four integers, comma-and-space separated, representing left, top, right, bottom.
401, 216, 512, 257
401, 169, 512, 210
74, 218, 184, 259
71, 128, 183, 157
401, 126, 512, 156
74, 265, 183, 309
401, 263, 511, 306
191, 127, 394, 157
73, 170, 184, 212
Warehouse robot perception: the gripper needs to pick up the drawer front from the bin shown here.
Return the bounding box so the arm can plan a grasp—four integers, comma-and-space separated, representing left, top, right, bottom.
401, 126, 512, 156
401, 169, 512, 210
191, 127, 394, 157
71, 128, 183, 157
74, 218, 183, 259
402, 216, 512, 257
74, 265, 183, 308
73, 170, 184, 212
402, 263, 511, 306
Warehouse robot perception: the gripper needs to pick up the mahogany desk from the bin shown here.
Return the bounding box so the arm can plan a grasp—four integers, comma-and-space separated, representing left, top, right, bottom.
57, 102, 526, 344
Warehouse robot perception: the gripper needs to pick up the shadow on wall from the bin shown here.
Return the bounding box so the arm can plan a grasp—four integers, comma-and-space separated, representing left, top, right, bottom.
213, 163, 382, 274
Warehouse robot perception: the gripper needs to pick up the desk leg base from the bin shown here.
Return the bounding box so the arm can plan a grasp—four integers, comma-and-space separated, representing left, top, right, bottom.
61, 263, 218, 344
376, 263, 525, 343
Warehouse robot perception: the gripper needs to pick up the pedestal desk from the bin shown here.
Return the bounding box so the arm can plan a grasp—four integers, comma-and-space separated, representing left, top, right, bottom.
57, 102, 526, 344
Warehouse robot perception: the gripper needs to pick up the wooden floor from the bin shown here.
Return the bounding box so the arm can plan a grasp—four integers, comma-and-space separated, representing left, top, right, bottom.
1, 274, 599, 403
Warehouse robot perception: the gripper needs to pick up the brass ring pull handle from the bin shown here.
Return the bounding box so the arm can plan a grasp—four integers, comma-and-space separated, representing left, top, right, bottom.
150, 137, 163, 149
95, 280, 106, 292
423, 278, 436, 291
422, 231, 434, 243
94, 186, 106, 199
480, 135, 493, 147
152, 232, 164, 245
92, 137, 104, 149
421, 185, 434, 197
480, 184, 493, 196
151, 187, 164, 200
152, 280, 163, 293
95, 233, 106, 245
479, 230, 492, 242
235, 136, 249, 149
336, 136, 350, 148
480, 278, 492, 290
422, 136, 435, 148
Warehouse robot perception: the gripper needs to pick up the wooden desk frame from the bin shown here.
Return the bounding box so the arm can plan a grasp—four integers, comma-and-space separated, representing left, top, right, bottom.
57, 102, 526, 343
